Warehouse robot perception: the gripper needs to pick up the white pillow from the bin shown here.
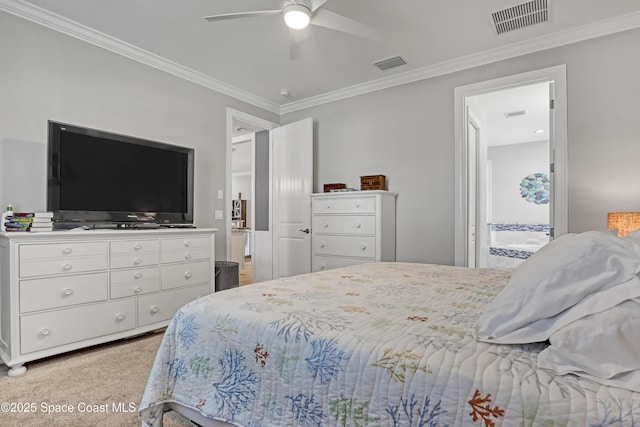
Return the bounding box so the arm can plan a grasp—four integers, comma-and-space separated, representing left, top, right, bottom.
473, 231, 640, 344
537, 298, 640, 392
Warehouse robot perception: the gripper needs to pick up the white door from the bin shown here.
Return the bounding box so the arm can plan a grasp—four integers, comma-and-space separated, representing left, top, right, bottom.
272, 118, 313, 278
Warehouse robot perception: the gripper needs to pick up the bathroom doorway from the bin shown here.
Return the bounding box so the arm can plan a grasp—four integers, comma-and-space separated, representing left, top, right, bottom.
454, 65, 568, 268
468, 82, 550, 269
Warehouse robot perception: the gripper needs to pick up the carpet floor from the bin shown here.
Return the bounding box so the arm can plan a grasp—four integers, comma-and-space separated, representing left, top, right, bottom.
0, 331, 195, 426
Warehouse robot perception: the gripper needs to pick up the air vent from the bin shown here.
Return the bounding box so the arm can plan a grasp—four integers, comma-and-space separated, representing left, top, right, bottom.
492, 0, 548, 35
374, 56, 406, 71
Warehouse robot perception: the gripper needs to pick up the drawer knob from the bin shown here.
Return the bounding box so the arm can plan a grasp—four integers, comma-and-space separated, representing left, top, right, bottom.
355, 203, 360, 208
323, 223, 328, 228
134, 287, 142, 294
115, 314, 125, 321
150, 306, 159, 314
62, 247, 72, 255
355, 223, 361, 228
63, 288, 73, 296
319, 263, 326, 270
134, 258, 142, 265
360, 244, 367, 251
184, 271, 192, 279
326, 204, 331, 209
134, 244, 142, 251
62, 263, 72, 271
40, 328, 51, 336
134, 272, 142, 279
184, 241, 191, 247
184, 253, 192, 260
319, 243, 325, 249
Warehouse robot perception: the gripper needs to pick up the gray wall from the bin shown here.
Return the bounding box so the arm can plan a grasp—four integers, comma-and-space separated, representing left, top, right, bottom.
282, 28, 640, 265
488, 141, 550, 225
0, 11, 278, 259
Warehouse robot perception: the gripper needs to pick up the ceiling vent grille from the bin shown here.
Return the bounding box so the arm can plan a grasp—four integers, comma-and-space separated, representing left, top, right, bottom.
374, 56, 406, 71
492, 0, 548, 35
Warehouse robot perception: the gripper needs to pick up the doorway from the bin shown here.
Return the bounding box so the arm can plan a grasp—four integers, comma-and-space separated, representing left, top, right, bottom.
226, 109, 278, 284
467, 82, 551, 269
454, 65, 568, 268
226, 110, 314, 283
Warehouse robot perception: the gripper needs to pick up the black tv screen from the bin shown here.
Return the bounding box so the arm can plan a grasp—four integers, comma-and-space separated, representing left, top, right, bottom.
47, 121, 194, 227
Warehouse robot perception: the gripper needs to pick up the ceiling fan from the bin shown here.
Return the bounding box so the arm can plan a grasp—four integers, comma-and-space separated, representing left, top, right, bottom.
203, 0, 380, 41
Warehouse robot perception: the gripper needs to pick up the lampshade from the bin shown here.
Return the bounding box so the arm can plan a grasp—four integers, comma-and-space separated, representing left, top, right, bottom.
283, 4, 311, 29
607, 212, 640, 237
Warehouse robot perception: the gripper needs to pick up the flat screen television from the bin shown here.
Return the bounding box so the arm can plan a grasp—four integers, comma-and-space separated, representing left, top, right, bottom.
47, 121, 194, 228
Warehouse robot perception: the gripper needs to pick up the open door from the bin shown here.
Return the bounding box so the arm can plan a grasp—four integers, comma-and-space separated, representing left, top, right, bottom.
271, 118, 314, 278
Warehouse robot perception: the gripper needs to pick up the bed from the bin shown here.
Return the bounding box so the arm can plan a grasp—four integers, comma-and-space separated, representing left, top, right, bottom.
140, 230, 640, 426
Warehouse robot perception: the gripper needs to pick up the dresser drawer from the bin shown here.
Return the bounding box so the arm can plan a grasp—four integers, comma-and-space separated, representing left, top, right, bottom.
110, 251, 159, 269
20, 256, 107, 278
110, 267, 160, 298
19, 242, 107, 261
161, 248, 210, 263
313, 215, 376, 235
162, 237, 210, 251
137, 284, 210, 327
20, 273, 108, 313
161, 260, 211, 290
312, 256, 372, 272
19, 242, 108, 278
110, 239, 159, 254
20, 299, 136, 354
313, 196, 376, 214
313, 235, 376, 258
161, 237, 210, 263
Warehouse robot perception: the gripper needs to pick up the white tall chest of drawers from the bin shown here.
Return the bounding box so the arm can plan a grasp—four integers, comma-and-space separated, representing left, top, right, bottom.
311, 191, 397, 272
0, 228, 216, 376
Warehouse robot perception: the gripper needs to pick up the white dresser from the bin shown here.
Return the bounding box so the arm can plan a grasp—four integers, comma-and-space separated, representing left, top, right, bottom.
311, 191, 396, 272
0, 228, 216, 376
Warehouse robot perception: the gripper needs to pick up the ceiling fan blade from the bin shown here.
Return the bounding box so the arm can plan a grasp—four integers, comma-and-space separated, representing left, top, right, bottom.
204, 9, 282, 22
310, 8, 381, 40
309, 0, 329, 12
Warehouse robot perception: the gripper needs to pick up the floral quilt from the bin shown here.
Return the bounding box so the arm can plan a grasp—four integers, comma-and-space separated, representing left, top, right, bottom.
139, 262, 640, 426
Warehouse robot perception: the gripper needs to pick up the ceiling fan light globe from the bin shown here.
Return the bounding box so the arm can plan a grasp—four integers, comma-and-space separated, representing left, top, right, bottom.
284, 4, 311, 29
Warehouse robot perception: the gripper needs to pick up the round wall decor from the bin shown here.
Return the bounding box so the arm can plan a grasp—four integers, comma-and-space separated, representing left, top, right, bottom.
520, 173, 550, 204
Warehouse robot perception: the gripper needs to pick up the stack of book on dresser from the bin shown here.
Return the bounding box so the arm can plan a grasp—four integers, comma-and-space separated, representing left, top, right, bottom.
4, 212, 54, 232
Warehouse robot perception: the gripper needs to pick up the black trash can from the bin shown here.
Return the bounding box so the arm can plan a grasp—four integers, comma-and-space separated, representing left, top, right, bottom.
215, 261, 239, 291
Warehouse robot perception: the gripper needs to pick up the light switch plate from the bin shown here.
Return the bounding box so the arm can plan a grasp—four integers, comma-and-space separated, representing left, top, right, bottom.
217, 189, 223, 199
214, 210, 223, 220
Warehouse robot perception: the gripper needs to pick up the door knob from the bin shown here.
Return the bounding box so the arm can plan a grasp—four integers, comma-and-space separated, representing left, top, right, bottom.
299, 228, 310, 234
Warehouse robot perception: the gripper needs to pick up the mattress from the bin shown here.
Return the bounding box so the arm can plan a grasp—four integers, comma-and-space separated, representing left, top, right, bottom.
139, 262, 640, 426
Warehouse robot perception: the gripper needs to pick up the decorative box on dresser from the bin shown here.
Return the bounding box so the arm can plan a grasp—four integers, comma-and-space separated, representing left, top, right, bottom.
311, 191, 397, 272
0, 228, 216, 376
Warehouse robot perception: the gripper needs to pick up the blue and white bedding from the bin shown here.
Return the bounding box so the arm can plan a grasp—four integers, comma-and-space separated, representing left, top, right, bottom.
139, 261, 640, 426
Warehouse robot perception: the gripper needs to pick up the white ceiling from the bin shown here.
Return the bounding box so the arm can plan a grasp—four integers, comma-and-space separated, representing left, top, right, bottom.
5, 0, 640, 113
467, 82, 549, 146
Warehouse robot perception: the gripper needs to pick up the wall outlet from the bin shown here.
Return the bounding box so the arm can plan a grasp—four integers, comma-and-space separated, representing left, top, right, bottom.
214, 210, 223, 220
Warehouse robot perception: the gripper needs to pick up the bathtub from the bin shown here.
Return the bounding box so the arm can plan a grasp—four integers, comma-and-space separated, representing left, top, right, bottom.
488, 223, 549, 269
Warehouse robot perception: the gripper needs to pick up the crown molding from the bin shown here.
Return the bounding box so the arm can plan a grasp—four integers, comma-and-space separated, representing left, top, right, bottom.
279, 10, 640, 114
2, 0, 639, 116
0, 0, 281, 114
